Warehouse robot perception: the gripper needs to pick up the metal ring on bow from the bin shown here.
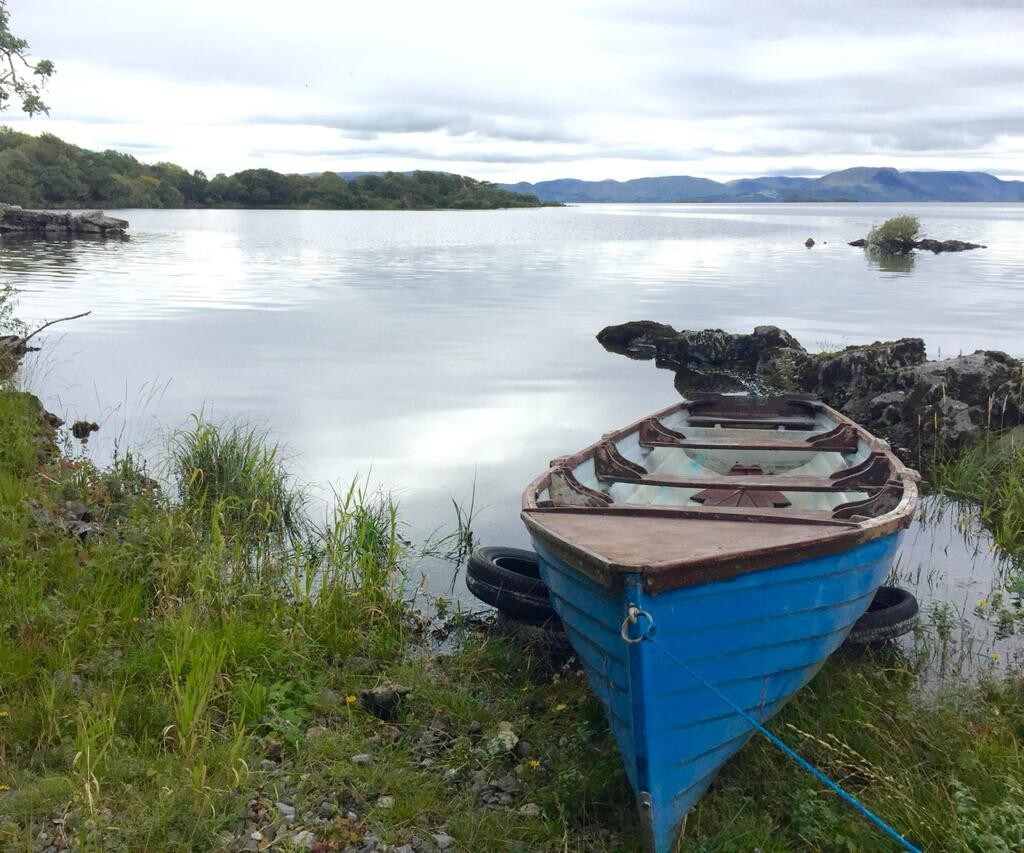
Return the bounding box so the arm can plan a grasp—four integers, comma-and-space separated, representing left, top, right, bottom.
620, 605, 654, 644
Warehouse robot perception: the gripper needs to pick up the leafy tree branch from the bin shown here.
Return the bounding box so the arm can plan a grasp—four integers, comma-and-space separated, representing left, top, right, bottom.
0, 0, 55, 116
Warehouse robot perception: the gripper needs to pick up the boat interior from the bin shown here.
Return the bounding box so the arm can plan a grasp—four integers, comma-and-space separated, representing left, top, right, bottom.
533, 394, 910, 525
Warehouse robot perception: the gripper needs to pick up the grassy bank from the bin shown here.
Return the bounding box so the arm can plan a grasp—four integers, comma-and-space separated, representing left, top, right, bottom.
931, 428, 1024, 567
3, 386, 1024, 851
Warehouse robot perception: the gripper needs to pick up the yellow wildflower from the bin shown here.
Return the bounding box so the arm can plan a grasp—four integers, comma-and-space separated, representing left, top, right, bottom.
0, 784, 9, 792
345, 695, 357, 705
992, 652, 1001, 662
977, 599, 988, 608
527, 759, 541, 769
553, 703, 567, 712
132, 616, 141, 623
0, 710, 9, 719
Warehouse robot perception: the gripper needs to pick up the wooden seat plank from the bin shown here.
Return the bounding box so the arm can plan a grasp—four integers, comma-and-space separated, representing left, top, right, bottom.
601, 471, 878, 492
637, 418, 859, 453
641, 436, 845, 452
685, 415, 818, 429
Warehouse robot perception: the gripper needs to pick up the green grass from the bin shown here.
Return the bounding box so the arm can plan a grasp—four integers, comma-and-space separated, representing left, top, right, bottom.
169, 414, 305, 548
930, 428, 1024, 567
3, 387, 1024, 851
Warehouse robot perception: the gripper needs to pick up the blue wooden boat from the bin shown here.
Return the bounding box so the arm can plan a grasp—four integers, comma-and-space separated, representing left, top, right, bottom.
520, 394, 919, 852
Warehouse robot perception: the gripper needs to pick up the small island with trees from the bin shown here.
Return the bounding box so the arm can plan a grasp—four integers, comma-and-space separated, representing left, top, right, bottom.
0, 128, 551, 211
849, 214, 985, 254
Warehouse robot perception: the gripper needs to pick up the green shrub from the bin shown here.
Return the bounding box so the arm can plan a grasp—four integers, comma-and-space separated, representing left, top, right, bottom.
865, 215, 920, 250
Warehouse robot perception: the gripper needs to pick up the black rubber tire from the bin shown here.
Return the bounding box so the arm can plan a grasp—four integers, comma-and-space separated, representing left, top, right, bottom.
845, 586, 919, 646
466, 547, 559, 626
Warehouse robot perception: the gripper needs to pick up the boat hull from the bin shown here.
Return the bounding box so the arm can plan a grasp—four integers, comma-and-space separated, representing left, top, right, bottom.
531, 531, 904, 853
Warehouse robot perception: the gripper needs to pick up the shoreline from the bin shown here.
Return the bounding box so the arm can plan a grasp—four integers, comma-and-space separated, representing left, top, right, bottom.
2, 312, 1024, 849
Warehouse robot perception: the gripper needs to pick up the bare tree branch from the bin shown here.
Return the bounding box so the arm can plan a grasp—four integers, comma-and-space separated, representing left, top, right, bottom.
21, 311, 91, 344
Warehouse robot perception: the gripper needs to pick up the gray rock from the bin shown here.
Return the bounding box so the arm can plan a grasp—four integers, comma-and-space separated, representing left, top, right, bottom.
51, 669, 84, 694
66, 519, 104, 539
487, 721, 519, 754
345, 655, 374, 673
360, 682, 411, 720
0, 203, 128, 238
323, 688, 348, 706
493, 774, 518, 793
513, 739, 533, 758
275, 801, 295, 820
265, 738, 283, 762
597, 322, 807, 375
351, 753, 374, 766
259, 759, 278, 772
432, 833, 455, 850
375, 795, 395, 809
914, 238, 985, 253
934, 397, 979, 447
517, 802, 542, 818
315, 800, 336, 819
304, 725, 330, 740
476, 774, 520, 807
805, 237, 815, 247
71, 420, 99, 440
292, 829, 317, 850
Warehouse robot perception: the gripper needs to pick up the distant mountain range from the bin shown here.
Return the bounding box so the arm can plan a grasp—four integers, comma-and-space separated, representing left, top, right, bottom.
498, 167, 1024, 203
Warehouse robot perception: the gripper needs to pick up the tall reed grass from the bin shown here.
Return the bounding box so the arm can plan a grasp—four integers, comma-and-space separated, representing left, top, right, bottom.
932, 428, 1024, 567
169, 415, 304, 548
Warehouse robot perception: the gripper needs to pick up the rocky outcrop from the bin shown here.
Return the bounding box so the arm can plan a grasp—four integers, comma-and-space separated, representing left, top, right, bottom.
0, 334, 38, 380
0, 203, 128, 237
847, 237, 985, 253
914, 238, 986, 253
597, 321, 1024, 459
597, 323, 805, 371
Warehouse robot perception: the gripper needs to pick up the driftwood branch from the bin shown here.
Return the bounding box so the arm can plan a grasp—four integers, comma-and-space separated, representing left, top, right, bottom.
21, 310, 91, 344
1, 311, 91, 378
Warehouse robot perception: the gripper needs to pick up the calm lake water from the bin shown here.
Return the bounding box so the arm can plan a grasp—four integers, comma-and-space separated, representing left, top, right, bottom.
3, 202, 1024, 671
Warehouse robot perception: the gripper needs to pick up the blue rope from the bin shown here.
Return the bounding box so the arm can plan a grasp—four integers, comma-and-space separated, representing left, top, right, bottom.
647, 636, 922, 853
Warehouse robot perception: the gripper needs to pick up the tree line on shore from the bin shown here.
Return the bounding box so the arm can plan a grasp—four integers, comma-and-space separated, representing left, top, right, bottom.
0, 127, 547, 210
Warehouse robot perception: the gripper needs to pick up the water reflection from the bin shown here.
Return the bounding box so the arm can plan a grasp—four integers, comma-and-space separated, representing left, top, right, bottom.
3, 203, 1024, 602
865, 248, 917, 274
672, 366, 747, 395
892, 495, 1023, 683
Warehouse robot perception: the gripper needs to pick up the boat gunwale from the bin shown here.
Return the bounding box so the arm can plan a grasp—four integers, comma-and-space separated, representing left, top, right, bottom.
521, 397, 919, 594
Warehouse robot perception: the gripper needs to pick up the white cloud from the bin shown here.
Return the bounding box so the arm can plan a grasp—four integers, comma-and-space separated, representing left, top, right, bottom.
4, 0, 1023, 181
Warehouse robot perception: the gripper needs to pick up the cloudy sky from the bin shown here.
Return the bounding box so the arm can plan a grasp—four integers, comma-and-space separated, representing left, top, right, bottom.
4, 0, 1024, 182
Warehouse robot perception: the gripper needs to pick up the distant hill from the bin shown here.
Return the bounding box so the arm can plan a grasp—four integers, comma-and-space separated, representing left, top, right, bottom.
0, 128, 548, 210
500, 167, 1024, 203
500, 175, 724, 203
